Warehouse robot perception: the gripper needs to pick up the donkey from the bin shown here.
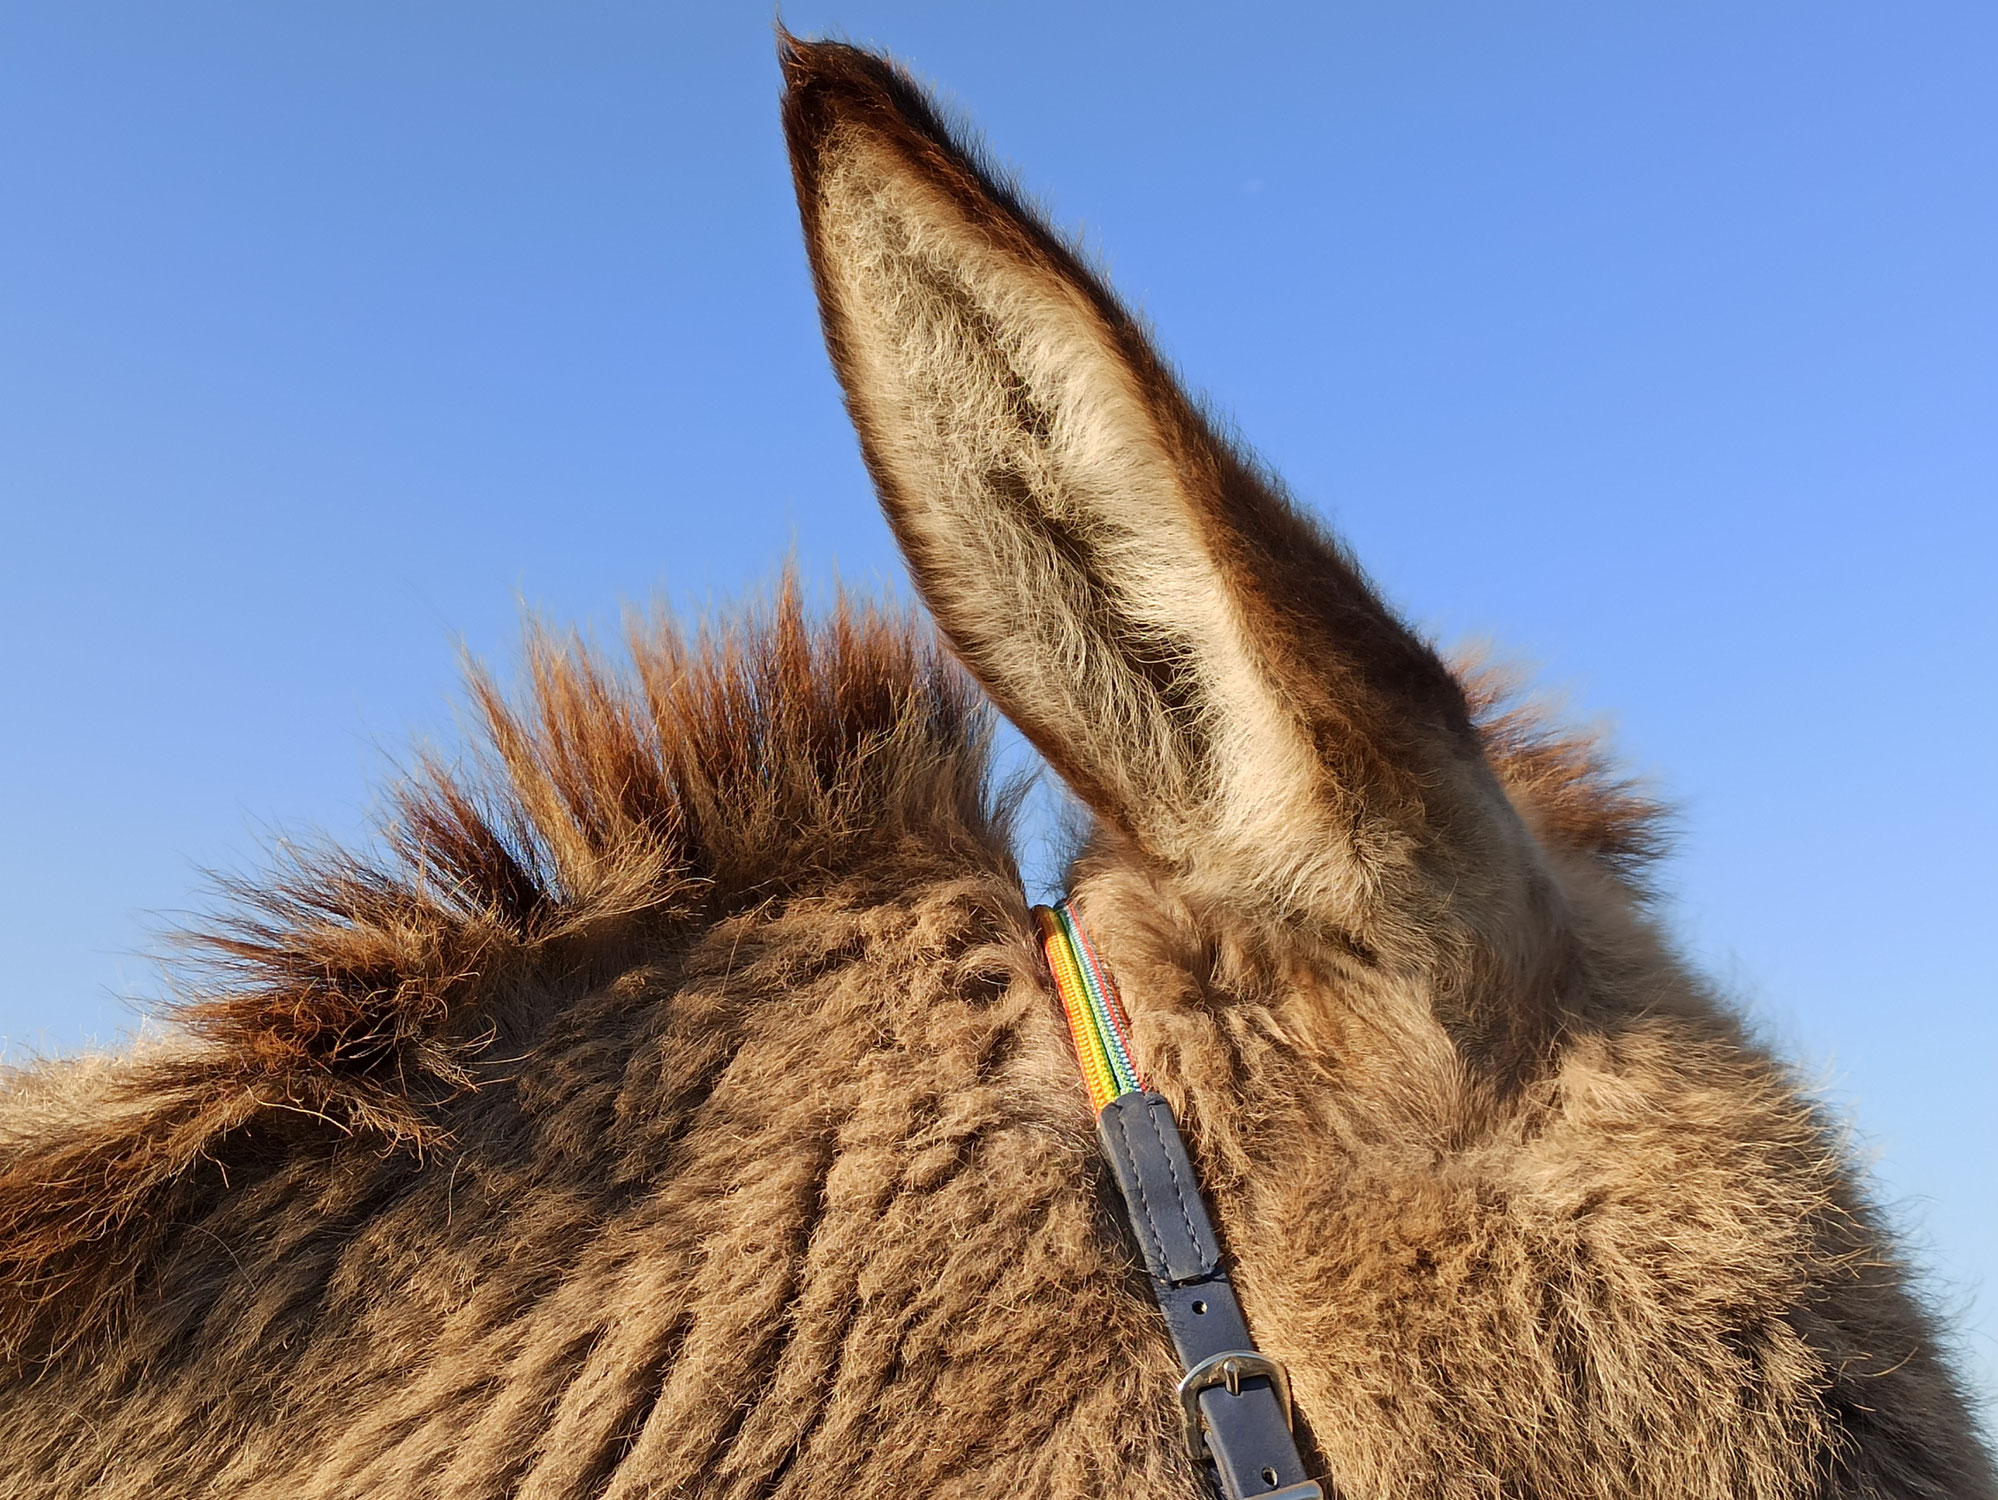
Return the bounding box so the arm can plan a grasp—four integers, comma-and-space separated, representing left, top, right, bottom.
0, 34, 1988, 1500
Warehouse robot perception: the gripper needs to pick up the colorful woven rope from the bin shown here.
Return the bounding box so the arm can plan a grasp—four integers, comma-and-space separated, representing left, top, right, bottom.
1034, 900, 1147, 1112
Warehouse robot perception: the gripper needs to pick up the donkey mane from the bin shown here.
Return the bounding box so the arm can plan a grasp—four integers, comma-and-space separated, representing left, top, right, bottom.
0, 580, 1654, 1369
0, 582, 992, 1359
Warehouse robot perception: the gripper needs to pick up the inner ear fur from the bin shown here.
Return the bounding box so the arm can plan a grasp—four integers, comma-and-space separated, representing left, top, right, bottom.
780, 36, 1538, 956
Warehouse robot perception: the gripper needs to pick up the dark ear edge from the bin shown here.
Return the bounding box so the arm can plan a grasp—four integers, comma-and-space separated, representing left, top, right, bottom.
777, 34, 1527, 949
781, 33, 1468, 748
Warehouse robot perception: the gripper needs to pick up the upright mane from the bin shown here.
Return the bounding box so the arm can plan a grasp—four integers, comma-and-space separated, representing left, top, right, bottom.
0, 578, 999, 1365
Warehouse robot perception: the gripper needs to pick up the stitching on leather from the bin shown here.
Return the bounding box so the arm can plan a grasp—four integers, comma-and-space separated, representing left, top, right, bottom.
1143, 1099, 1211, 1275
1108, 1104, 1168, 1274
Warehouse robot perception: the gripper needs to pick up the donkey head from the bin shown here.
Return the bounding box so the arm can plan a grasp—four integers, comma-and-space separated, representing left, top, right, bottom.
781, 38, 1592, 1096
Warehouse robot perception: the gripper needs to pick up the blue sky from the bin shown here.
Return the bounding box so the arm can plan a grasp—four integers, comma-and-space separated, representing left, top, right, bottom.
1, 2, 1992, 1421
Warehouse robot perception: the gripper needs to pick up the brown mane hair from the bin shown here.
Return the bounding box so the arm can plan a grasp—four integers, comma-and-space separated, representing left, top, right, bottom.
0, 579, 995, 1363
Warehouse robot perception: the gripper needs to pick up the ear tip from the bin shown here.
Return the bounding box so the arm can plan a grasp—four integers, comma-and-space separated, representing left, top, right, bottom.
776, 33, 959, 169
772, 25, 820, 84
775, 33, 894, 107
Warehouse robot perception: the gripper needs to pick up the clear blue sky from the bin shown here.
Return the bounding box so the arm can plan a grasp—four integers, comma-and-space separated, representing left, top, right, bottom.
2, 1, 1992, 1422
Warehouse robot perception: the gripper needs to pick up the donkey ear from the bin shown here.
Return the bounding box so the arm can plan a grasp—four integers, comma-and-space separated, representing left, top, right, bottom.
780, 37, 1524, 935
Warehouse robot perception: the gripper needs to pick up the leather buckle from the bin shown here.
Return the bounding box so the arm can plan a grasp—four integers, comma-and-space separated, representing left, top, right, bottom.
1175, 1348, 1294, 1460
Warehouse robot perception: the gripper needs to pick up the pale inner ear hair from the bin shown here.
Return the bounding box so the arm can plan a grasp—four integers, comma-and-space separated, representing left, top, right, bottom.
814, 135, 1336, 899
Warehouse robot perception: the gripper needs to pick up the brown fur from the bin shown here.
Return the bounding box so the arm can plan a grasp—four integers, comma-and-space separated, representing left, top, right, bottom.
0, 34, 1988, 1500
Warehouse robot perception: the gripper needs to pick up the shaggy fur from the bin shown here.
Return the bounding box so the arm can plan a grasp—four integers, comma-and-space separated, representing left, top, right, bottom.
1, 34, 1990, 1500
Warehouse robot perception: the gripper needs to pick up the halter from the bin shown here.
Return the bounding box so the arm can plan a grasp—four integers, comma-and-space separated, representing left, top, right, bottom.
1034, 901, 1326, 1500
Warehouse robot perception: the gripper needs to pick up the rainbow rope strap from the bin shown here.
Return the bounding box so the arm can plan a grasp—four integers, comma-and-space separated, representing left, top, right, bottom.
1034, 900, 1148, 1113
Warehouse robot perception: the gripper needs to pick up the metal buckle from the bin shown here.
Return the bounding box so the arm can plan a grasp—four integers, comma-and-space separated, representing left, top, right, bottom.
1174, 1349, 1294, 1460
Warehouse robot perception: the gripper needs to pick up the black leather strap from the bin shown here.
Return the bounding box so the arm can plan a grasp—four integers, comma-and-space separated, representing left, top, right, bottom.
1098, 1092, 1326, 1500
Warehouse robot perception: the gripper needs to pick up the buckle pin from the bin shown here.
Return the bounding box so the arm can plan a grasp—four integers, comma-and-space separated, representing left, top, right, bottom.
1174, 1349, 1294, 1460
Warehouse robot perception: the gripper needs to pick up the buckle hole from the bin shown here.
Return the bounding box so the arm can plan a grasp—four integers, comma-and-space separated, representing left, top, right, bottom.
1261, 1468, 1279, 1486
1192, 1299, 1207, 1314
